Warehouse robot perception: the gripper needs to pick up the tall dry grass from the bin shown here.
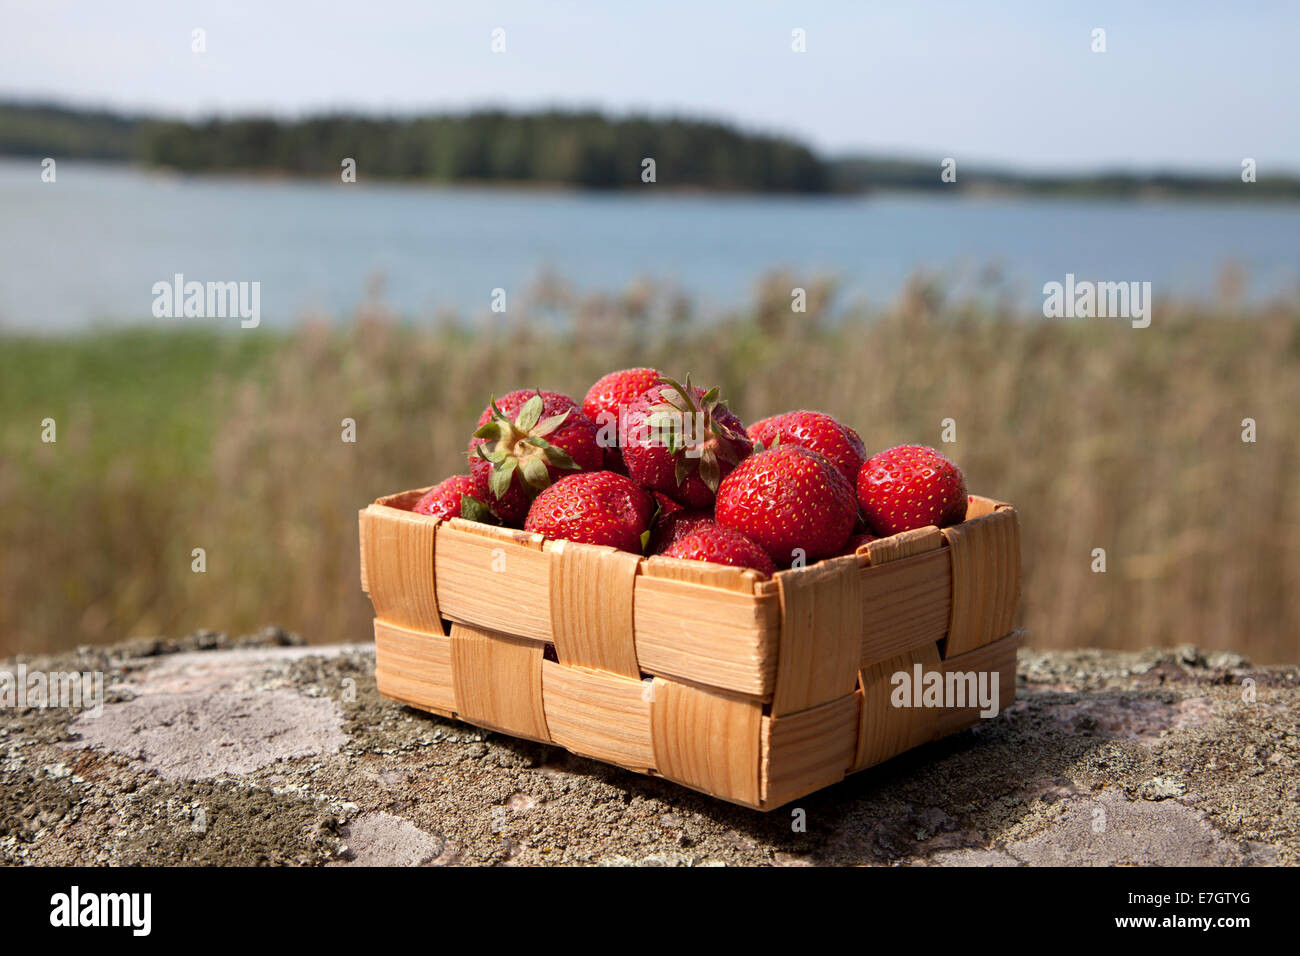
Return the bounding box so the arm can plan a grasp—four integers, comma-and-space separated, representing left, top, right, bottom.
2, 278, 1298, 662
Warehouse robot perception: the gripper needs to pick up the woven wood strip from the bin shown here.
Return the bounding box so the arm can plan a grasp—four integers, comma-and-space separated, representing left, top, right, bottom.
859, 549, 951, 666
864, 525, 944, 565
852, 641, 942, 772
761, 693, 859, 808
931, 629, 1021, 738
359, 505, 443, 634
640, 555, 765, 593
650, 677, 763, 807
966, 494, 1011, 519
548, 539, 641, 677
449, 622, 550, 743
772, 556, 863, 716
541, 661, 655, 771
373, 618, 456, 718
941, 507, 1020, 658
374, 487, 435, 511
434, 520, 552, 642
361, 489, 434, 593
634, 570, 780, 698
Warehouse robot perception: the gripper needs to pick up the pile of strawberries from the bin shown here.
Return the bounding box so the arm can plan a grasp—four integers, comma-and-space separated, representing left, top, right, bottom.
411, 369, 969, 579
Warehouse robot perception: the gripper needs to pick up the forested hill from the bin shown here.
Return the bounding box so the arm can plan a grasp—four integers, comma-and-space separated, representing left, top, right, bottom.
0, 103, 825, 192
0, 102, 139, 161
2, 101, 1297, 198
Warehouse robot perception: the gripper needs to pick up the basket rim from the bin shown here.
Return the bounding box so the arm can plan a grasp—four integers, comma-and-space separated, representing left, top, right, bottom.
365, 485, 1016, 596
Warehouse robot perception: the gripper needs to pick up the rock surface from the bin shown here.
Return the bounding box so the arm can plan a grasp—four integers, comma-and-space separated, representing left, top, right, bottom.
2, 630, 1296, 866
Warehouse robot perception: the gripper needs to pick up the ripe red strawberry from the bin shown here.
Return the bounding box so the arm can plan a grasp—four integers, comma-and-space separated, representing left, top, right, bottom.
856, 444, 967, 536
747, 411, 867, 487
842, 532, 877, 555
412, 475, 492, 522
715, 445, 856, 567
524, 471, 654, 553
583, 367, 663, 423
621, 375, 753, 508
647, 508, 716, 555
468, 389, 603, 524
651, 491, 685, 519
583, 367, 662, 471
663, 525, 777, 578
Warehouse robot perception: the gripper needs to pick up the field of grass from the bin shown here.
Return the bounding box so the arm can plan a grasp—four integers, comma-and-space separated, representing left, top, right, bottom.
3, 281, 1298, 663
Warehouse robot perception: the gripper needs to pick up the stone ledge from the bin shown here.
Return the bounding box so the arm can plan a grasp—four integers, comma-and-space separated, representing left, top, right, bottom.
2, 633, 1296, 866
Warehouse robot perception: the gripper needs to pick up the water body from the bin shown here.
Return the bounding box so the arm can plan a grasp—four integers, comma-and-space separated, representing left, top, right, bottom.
1, 158, 1297, 331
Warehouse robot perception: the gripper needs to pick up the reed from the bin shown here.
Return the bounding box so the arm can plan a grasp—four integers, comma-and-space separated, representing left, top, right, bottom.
2, 279, 1297, 664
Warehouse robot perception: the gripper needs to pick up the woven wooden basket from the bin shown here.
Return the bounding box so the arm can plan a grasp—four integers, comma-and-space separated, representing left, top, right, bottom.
359, 490, 1021, 810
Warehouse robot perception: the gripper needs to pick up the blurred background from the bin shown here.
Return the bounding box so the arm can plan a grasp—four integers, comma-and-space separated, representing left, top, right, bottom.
1, 2, 1297, 662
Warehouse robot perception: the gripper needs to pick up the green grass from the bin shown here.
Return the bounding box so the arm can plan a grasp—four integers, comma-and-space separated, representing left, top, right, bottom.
0, 328, 282, 646
0, 327, 280, 476
3, 288, 1299, 664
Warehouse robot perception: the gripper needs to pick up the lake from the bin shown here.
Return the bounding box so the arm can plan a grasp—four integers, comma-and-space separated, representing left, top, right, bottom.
2, 157, 1298, 331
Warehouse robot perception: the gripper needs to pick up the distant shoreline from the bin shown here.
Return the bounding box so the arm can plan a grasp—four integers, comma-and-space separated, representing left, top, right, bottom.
4, 101, 1299, 202
4, 154, 1297, 205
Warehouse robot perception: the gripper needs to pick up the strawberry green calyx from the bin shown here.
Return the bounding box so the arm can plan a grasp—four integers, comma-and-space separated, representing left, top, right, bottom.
459, 494, 496, 524
648, 374, 746, 494
473, 393, 579, 499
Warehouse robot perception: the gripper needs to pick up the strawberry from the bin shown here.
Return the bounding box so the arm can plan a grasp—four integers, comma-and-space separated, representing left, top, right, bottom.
856, 444, 967, 536
842, 532, 877, 555
651, 491, 685, 519
747, 410, 867, 487
647, 508, 716, 555
468, 389, 603, 524
412, 475, 492, 522
621, 375, 753, 508
583, 367, 662, 471
715, 445, 856, 567
583, 367, 663, 424
663, 524, 777, 578
524, 471, 654, 554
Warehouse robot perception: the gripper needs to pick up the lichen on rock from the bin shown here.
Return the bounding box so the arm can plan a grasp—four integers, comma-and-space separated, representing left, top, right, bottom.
3, 632, 1296, 866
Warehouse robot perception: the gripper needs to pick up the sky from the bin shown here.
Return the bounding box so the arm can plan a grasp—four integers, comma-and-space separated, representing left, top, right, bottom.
2, 0, 1297, 174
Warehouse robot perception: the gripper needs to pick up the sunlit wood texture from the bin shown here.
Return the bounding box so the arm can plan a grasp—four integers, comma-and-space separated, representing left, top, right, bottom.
634, 557, 779, 698
449, 622, 550, 743
358, 503, 442, 633
772, 556, 862, 716
373, 619, 456, 718
541, 661, 655, 771
548, 539, 640, 676
864, 525, 944, 566
650, 677, 764, 808
434, 519, 551, 641
942, 501, 1020, 658
761, 692, 859, 808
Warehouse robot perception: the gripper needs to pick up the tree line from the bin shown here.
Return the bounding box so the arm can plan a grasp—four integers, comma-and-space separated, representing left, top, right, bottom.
0, 103, 826, 192
2, 101, 1297, 198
